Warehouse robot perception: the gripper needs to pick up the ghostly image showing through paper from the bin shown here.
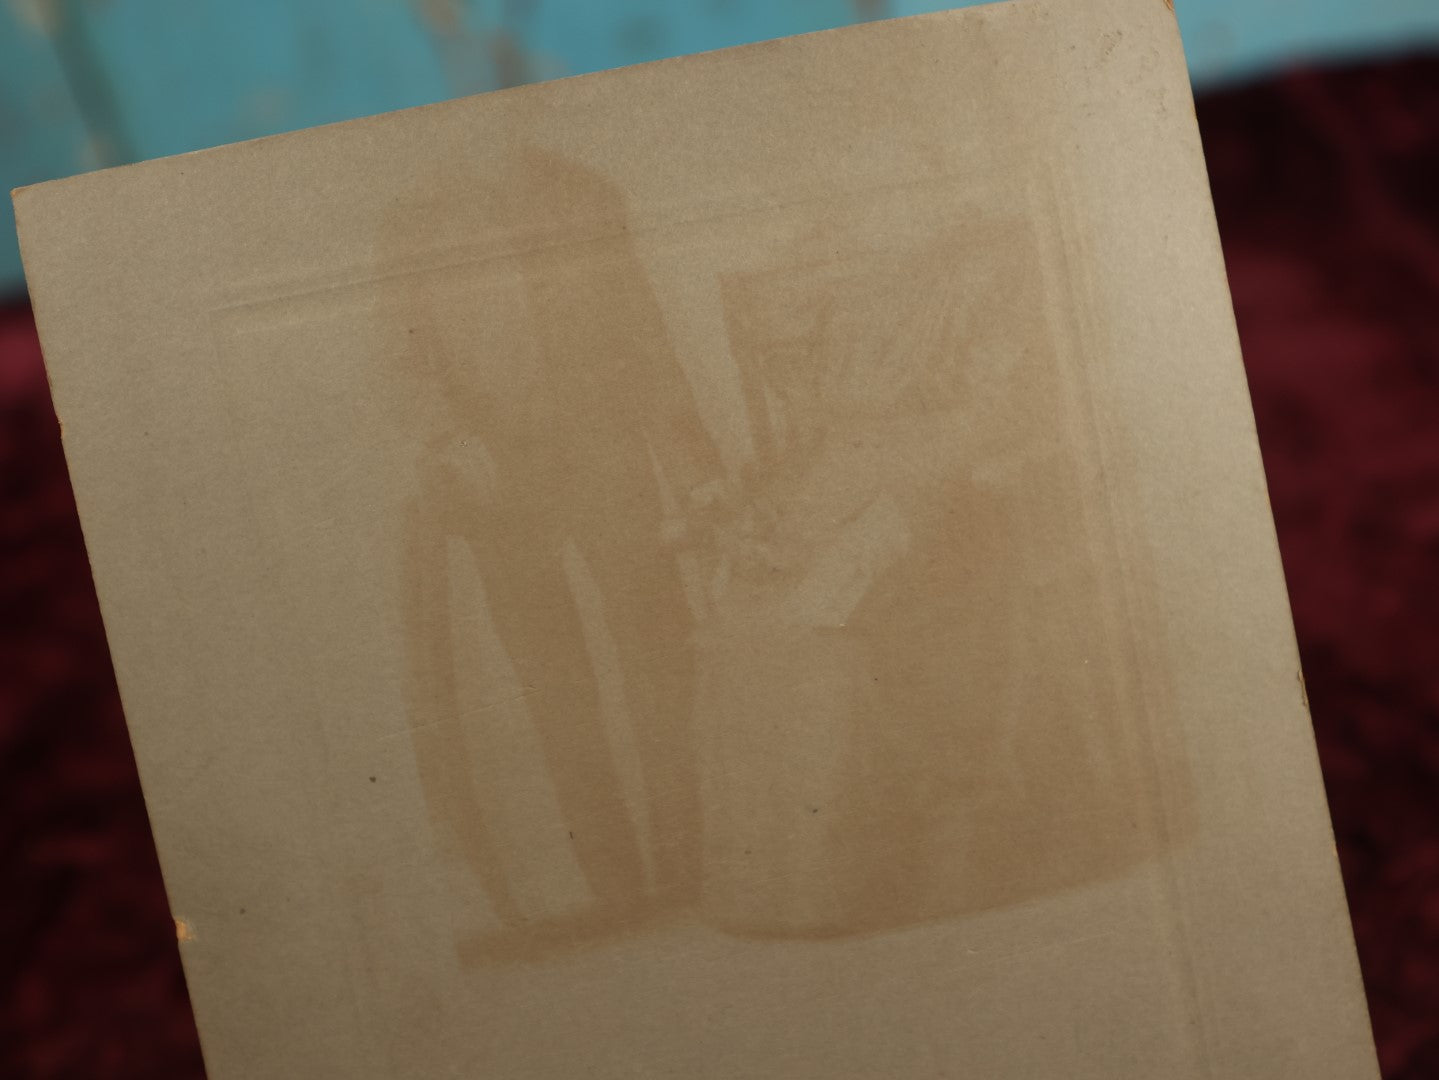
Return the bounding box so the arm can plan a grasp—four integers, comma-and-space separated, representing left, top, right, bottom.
369, 147, 1181, 963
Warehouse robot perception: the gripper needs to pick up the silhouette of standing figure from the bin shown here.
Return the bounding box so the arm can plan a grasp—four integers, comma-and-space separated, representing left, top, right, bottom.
380, 146, 724, 946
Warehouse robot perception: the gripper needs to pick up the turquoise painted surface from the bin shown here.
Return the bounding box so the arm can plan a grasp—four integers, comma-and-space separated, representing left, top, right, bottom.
4, 0, 1439, 293
3, 2, 94, 292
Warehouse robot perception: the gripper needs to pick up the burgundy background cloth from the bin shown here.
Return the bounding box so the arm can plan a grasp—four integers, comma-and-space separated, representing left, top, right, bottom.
2, 59, 1437, 1078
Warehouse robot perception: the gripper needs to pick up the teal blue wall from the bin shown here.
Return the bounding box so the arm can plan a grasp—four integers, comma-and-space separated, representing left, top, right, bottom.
5, 0, 1439, 294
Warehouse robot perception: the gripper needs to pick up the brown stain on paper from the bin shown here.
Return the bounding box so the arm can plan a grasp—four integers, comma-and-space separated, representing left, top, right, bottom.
698, 210, 1184, 938
372, 148, 1190, 963
379, 147, 717, 957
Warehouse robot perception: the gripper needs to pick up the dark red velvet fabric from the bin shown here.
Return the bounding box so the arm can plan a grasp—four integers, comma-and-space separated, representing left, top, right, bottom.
2, 58, 1436, 1078
1203, 58, 1439, 1080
